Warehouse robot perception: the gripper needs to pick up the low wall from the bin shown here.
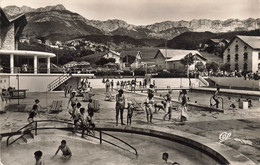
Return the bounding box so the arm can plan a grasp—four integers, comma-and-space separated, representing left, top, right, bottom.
0, 73, 201, 92
209, 76, 260, 90
8, 74, 62, 92
87, 78, 200, 89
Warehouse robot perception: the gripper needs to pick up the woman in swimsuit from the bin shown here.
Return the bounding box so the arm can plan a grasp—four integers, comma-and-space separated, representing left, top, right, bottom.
115, 89, 125, 126
68, 92, 77, 117
144, 93, 154, 124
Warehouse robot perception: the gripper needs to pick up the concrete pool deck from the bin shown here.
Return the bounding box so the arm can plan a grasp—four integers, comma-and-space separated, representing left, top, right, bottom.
0, 88, 260, 164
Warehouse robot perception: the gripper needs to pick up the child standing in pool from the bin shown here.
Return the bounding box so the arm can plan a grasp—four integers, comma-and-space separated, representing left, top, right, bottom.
53, 140, 72, 159
127, 101, 134, 125
162, 152, 180, 165
34, 150, 45, 165
144, 93, 154, 124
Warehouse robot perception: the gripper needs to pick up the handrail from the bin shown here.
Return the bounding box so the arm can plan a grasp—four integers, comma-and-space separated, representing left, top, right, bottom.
210, 96, 224, 109
6, 120, 138, 156
198, 75, 209, 86
47, 73, 71, 89
101, 131, 138, 156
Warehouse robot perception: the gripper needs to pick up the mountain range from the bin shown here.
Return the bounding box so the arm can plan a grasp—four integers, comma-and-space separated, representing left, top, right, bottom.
3, 4, 260, 41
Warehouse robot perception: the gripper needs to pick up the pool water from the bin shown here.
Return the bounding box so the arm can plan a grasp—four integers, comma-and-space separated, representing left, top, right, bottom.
1, 131, 219, 165
154, 90, 260, 110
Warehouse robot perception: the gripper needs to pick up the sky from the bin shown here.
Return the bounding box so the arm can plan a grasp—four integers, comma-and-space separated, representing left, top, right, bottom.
0, 0, 259, 25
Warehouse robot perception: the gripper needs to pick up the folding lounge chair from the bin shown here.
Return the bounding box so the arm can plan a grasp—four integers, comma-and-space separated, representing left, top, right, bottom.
49, 100, 63, 113
129, 98, 145, 111
82, 92, 95, 102
88, 99, 100, 112
104, 92, 115, 101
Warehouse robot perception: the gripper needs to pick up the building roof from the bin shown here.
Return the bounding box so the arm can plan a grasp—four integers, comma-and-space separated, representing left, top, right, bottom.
120, 50, 140, 57
166, 53, 207, 62
209, 39, 223, 43
156, 49, 203, 59
120, 48, 158, 62
236, 35, 260, 50
108, 50, 120, 56
0, 8, 27, 39
0, 50, 56, 58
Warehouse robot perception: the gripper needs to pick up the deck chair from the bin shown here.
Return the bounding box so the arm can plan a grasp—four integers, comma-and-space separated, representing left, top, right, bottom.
49, 100, 63, 113
104, 92, 115, 101
129, 98, 145, 111
82, 92, 95, 102
88, 99, 100, 112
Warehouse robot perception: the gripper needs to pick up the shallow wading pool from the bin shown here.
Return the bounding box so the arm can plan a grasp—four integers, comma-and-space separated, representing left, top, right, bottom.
1, 131, 219, 165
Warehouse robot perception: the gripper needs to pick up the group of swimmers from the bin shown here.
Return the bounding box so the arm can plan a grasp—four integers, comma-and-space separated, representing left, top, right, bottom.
144, 88, 189, 123
67, 91, 95, 138
114, 86, 189, 125
33, 139, 72, 165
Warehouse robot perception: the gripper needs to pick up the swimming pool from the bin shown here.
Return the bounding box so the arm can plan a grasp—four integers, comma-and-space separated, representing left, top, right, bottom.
1, 130, 219, 165
154, 89, 260, 110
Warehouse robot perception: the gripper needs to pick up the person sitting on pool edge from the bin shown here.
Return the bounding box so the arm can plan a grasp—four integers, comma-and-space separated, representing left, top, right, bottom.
162, 152, 180, 165
52, 140, 72, 159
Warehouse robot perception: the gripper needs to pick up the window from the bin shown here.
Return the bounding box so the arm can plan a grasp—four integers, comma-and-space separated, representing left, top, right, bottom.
227, 48, 230, 52
243, 63, 248, 71
244, 46, 247, 51
235, 45, 239, 52
227, 54, 231, 62
258, 63, 260, 71
258, 52, 260, 60
235, 54, 239, 61
235, 63, 239, 71
243, 53, 248, 60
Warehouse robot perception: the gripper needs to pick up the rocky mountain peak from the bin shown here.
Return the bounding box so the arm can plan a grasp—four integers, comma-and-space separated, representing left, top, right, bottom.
35, 4, 66, 12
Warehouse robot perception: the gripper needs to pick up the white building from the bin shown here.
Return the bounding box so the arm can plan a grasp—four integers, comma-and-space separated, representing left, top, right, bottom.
223, 35, 260, 72
102, 50, 121, 64
154, 49, 206, 71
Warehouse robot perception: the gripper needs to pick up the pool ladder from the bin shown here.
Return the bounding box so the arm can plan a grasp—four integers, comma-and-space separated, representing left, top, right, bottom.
210, 97, 223, 110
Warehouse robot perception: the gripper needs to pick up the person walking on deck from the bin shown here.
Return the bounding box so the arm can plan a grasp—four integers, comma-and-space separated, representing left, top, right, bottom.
144, 93, 154, 124
180, 89, 189, 122
115, 89, 125, 126
163, 90, 172, 121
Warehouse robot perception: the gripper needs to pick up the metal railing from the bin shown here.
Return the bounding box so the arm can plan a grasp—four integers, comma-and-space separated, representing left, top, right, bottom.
47, 73, 71, 91
6, 120, 138, 156
210, 96, 224, 109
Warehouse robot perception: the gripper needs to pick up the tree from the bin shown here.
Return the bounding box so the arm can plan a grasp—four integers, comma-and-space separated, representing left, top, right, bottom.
206, 62, 219, 72
180, 53, 195, 87
180, 53, 195, 67
220, 63, 230, 72
195, 62, 206, 72
123, 55, 135, 64
107, 58, 116, 63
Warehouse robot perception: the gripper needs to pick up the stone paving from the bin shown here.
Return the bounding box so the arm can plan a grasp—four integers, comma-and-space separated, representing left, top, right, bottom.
0, 88, 260, 164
